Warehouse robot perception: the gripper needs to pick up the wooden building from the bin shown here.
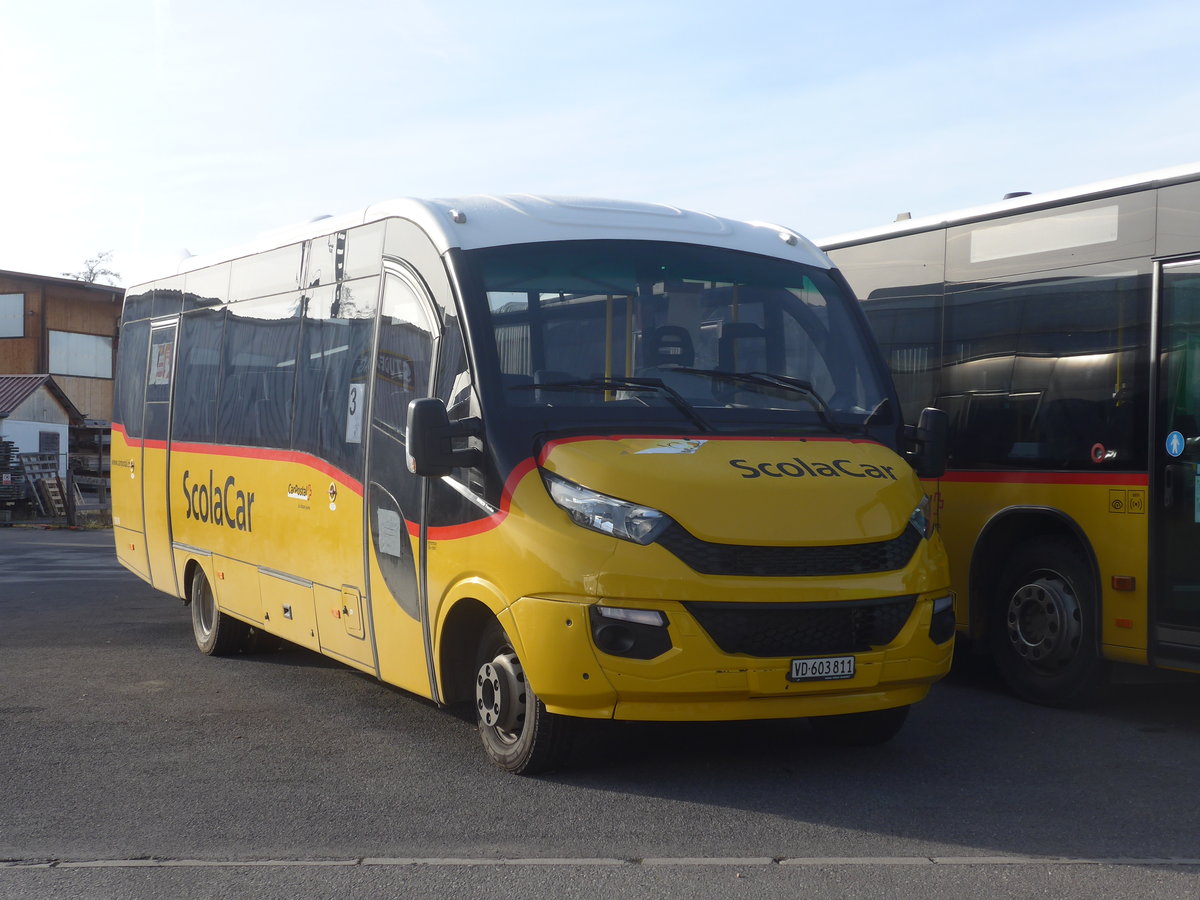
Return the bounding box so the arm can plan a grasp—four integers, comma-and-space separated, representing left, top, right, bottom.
0, 269, 124, 424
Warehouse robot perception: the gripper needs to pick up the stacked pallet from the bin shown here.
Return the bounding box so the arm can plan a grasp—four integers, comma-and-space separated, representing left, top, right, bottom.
18, 452, 67, 518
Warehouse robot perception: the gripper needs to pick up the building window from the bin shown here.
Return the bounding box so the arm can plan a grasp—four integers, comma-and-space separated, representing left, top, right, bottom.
0, 293, 23, 338
49, 330, 114, 378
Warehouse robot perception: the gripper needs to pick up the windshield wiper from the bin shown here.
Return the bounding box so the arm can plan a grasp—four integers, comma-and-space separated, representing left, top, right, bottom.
511, 376, 713, 433
661, 367, 842, 432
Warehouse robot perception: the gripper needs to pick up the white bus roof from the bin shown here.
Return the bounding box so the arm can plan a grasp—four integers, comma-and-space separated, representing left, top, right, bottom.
817, 161, 1200, 250
172, 194, 831, 279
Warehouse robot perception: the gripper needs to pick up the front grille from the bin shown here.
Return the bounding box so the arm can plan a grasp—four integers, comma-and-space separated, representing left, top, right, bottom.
656, 522, 922, 577
684, 596, 917, 657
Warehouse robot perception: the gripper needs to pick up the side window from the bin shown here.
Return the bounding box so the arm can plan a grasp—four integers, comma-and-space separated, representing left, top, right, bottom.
292, 278, 380, 479
859, 293, 941, 422
373, 272, 439, 434
114, 319, 151, 437
437, 312, 473, 420
172, 309, 226, 442
216, 295, 301, 449
942, 262, 1149, 469
143, 323, 177, 442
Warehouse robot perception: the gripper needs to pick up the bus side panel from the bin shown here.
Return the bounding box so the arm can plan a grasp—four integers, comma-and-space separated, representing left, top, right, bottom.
168, 446, 377, 670
314, 584, 376, 675
939, 477, 1151, 661
110, 428, 150, 582
258, 572, 320, 653
141, 443, 180, 597
210, 556, 263, 624
371, 541, 434, 699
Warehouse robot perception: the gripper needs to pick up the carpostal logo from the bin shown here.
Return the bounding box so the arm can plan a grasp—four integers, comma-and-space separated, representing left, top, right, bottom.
182, 469, 256, 531
729, 456, 899, 481
288, 482, 313, 501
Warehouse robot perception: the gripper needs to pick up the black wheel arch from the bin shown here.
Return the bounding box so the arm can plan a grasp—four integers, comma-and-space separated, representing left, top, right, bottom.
968, 505, 1101, 643
437, 597, 496, 706
181, 558, 204, 606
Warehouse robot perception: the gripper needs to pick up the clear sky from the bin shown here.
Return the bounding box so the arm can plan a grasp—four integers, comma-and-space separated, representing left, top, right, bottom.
3, 0, 1198, 287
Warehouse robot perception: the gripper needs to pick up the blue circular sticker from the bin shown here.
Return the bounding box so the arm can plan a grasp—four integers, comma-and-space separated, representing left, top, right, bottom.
1167, 430, 1186, 458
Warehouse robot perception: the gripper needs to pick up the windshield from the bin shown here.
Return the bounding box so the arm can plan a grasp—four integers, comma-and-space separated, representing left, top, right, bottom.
463, 240, 895, 436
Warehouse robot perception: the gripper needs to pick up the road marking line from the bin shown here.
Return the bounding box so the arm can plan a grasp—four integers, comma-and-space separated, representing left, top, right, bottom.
6, 857, 1200, 870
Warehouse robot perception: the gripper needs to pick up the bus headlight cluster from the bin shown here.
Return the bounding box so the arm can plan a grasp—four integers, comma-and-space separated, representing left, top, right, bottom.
541, 470, 672, 545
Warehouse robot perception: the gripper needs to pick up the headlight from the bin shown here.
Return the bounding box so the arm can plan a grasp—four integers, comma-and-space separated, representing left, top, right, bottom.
909, 495, 934, 539
541, 470, 672, 545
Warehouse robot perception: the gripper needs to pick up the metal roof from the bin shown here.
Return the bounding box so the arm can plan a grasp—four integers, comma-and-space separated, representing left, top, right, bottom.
152, 194, 831, 289
0, 375, 86, 423
0, 268, 124, 295
817, 161, 1200, 250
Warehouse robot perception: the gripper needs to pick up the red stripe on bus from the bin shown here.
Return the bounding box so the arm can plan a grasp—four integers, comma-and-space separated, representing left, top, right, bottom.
113, 423, 365, 496
938, 470, 1149, 486
424, 457, 539, 541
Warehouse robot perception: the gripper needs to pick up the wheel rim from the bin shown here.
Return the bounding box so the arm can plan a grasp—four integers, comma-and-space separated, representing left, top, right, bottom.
1005, 573, 1082, 670
476, 650, 528, 744
195, 579, 216, 638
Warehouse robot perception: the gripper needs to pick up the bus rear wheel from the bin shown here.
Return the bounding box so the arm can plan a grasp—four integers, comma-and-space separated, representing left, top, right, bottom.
474, 620, 572, 775
190, 568, 252, 656
991, 538, 1104, 706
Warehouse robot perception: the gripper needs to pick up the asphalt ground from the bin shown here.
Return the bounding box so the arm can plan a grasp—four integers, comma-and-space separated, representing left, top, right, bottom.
2, 526, 1200, 898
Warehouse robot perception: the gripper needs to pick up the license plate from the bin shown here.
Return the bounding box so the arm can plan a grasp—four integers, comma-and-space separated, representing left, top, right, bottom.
788, 655, 855, 682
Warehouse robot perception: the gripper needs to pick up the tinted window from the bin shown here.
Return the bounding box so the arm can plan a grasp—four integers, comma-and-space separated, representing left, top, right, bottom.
374, 272, 438, 434
114, 319, 151, 436
941, 262, 1150, 469
471, 240, 892, 429
216, 295, 301, 448
292, 278, 379, 478
229, 245, 303, 301
343, 222, 386, 280
183, 264, 231, 309
172, 309, 225, 443
122, 289, 153, 323
143, 324, 177, 442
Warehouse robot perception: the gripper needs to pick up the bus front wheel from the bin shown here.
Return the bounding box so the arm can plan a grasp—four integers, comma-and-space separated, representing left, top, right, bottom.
474, 619, 572, 775
991, 538, 1104, 706
190, 568, 252, 656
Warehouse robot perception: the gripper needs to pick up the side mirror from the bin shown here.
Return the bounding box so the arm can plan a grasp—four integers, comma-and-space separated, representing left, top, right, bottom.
406, 397, 482, 477
905, 407, 948, 479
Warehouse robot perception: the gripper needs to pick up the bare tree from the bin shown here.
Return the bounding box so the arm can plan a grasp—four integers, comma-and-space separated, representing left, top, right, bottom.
63, 251, 121, 285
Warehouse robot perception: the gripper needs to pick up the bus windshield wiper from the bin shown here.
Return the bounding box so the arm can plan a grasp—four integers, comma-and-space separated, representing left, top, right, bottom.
512, 376, 714, 433
662, 367, 842, 432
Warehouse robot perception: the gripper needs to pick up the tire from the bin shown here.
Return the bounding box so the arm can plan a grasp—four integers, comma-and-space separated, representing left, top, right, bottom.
809, 704, 910, 746
474, 619, 573, 775
189, 568, 252, 656
990, 537, 1104, 706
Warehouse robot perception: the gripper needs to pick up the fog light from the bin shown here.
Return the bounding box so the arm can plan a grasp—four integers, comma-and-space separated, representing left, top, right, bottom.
589, 605, 672, 660
929, 593, 956, 645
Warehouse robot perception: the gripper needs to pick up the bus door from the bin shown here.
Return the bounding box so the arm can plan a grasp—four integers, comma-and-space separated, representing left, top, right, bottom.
366, 267, 441, 694
1153, 258, 1200, 664
141, 320, 180, 596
